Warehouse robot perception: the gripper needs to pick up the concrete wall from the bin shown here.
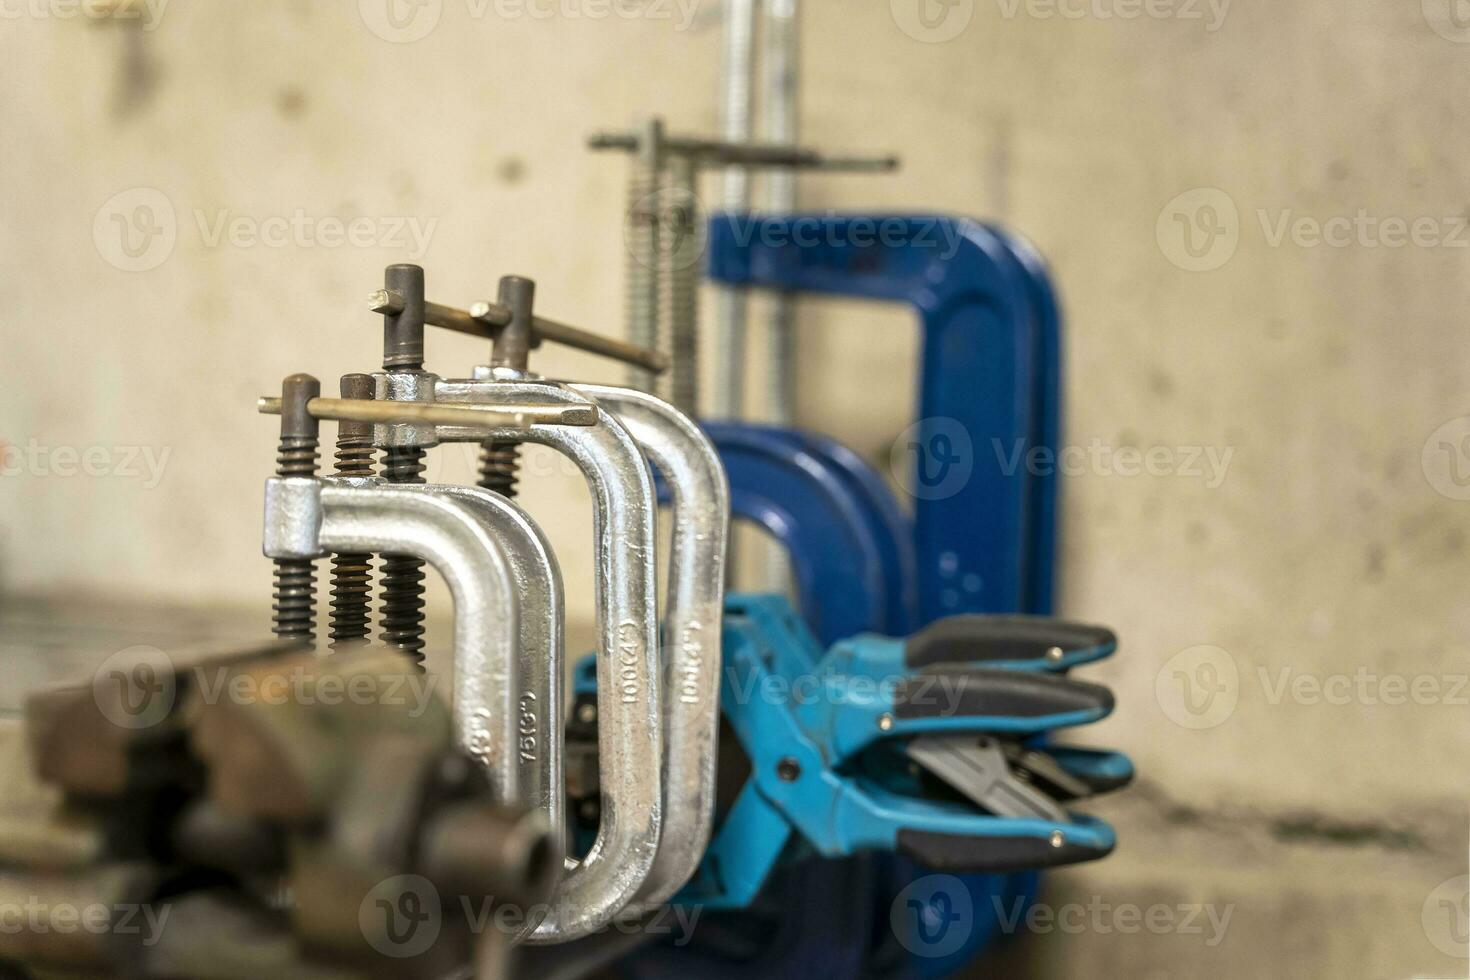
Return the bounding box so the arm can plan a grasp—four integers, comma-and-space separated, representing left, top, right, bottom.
1, 1, 1466, 975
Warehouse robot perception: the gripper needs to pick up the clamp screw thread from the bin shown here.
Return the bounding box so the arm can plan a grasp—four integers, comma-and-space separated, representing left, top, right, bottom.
379, 446, 428, 663
328, 374, 375, 648
477, 275, 536, 501
272, 374, 320, 645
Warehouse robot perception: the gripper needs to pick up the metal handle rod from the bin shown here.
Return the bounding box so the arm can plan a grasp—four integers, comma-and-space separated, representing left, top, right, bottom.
588, 131, 898, 172
367, 291, 671, 374
257, 396, 598, 429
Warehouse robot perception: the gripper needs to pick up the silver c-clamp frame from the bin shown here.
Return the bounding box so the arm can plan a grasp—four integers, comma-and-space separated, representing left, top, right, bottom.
258, 262, 729, 947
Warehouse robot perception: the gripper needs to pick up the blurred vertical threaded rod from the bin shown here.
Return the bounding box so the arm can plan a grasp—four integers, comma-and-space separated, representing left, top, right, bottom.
626, 117, 664, 395
328, 373, 376, 648
663, 155, 700, 414
379, 263, 429, 664
764, 0, 800, 427
763, 0, 800, 592
478, 275, 535, 499
272, 373, 321, 645
712, 0, 757, 418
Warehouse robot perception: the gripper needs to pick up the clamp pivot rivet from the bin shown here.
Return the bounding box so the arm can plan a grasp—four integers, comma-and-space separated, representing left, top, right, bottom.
1046, 646, 1065, 662
1049, 831, 1066, 849
776, 757, 801, 782
877, 713, 894, 732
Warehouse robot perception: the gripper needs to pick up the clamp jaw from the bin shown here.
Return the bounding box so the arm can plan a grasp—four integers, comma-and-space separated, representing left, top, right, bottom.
9, 641, 558, 979
676, 595, 1132, 909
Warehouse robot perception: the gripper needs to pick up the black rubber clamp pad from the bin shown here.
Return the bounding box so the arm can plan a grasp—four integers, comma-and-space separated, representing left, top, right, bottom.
893, 667, 1114, 722
897, 828, 1113, 873
904, 615, 1116, 669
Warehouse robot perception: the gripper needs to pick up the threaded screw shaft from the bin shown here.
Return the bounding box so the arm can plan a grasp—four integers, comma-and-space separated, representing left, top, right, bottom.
272, 374, 320, 645
380, 446, 427, 662
328, 374, 375, 648
378, 263, 430, 665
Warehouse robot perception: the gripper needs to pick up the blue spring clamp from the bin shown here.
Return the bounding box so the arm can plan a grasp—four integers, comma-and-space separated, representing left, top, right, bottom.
679, 594, 1131, 909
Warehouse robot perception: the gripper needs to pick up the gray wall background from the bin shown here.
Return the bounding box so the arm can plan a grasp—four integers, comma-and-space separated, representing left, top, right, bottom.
1, 1, 1466, 974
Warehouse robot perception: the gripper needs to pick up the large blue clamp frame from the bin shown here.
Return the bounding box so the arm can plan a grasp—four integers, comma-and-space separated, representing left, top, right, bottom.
707, 212, 1063, 622
695, 213, 1074, 975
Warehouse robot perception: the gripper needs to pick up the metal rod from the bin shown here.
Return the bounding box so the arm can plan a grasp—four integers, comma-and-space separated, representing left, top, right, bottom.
367, 290, 671, 374
626, 117, 665, 393
587, 132, 897, 172
663, 154, 700, 413
763, 0, 800, 428
257, 396, 598, 429
382, 264, 426, 370
328, 374, 376, 649
523, 310, 671, 374
478, 275, 535, 498
713, 0, 757, 421
272, 374, 321, 645
763, 0, 800, 594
